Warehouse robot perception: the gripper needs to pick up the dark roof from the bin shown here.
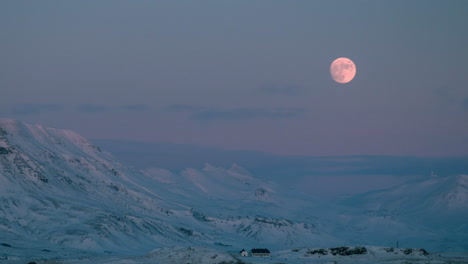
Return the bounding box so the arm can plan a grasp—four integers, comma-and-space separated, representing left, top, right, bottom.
251, 248, 270, 253
239, 249, 246, 253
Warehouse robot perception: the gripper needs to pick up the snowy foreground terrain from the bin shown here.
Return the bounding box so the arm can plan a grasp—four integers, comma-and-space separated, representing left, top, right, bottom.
2, 246, 467, 264
0, 119, 467, 263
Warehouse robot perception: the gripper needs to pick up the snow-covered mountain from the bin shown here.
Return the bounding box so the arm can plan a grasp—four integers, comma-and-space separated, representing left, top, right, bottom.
337, 174, 468, 251
0, 119, 466, 261
0, 119, 196, 258
140, 159, 468, 252
0, 120, 333, 259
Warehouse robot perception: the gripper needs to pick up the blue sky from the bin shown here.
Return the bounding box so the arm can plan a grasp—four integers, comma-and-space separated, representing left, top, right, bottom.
1, 0, 468, 156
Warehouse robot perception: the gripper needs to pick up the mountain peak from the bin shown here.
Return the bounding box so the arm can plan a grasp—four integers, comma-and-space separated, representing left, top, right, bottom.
0, 119, 102, 156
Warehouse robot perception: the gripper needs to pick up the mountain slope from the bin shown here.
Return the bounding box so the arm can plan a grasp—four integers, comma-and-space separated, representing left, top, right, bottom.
0, 120, 333, 259
338, 174, 468, 251
0, 120, 198, 258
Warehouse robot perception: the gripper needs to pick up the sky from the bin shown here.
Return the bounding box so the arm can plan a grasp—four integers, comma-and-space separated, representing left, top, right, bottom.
1, 0, 468, 156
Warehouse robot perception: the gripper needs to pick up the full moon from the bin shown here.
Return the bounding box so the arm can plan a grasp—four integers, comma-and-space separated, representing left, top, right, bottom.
330, 57, 356, 84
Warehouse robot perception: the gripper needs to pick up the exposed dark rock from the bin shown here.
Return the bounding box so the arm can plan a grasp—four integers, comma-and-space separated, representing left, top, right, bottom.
110, 168, 119, 176
38, 175, 48, 183
403, 248, 413, 255
108, 183, 120, 192
255, 188, 267, 197
254, 217, 293, 227
214, 242, 231, 247
384, 247, 394, 253
178, 227, 194, 236
192, 210, 210, 222
0, 147, 11, 154
419, 248, 429, 256
306, 248, 328, 255
91, 145, 102, 152
329, 246, 367, 256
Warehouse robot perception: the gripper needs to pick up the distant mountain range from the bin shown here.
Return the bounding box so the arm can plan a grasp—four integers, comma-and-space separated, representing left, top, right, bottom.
92, 139, 468, 178
93, 138, 468, 197
0, 120, 466, 260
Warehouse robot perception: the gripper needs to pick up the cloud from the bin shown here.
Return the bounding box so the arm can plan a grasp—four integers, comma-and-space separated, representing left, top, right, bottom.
119, 104, 151, 111
76, 104, 153, 113
164, 105, 306, 121
192, 108, 305, 121
257, 84, 305, 96
77, 104, 153, 113
77, 104, 109, 113
164, 104, 205, 112
10, 104, 63, 116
